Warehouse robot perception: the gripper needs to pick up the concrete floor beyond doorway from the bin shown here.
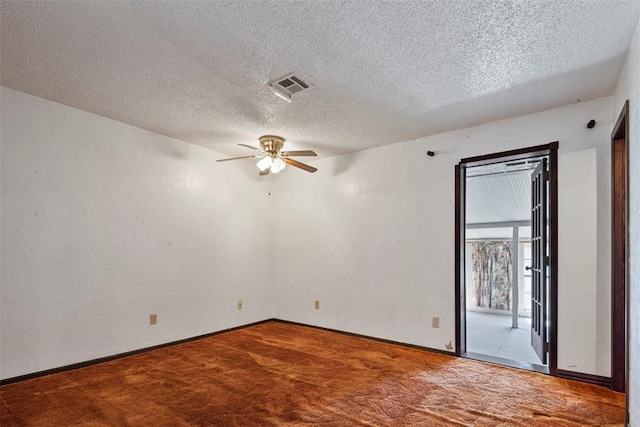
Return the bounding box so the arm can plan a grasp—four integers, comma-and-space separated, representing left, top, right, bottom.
466, 311, 543, 366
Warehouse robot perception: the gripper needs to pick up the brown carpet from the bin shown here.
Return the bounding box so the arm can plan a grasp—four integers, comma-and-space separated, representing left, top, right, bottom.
0, 321, 625, 426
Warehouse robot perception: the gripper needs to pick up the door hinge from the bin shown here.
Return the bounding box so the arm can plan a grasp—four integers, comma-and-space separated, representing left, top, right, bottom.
544, 256, 550, 266
544, 170, 550, 180
544, 342, 550, 352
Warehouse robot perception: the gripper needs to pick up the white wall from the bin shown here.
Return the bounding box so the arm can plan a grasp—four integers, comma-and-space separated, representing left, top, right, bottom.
613, 15, 640, 427
272, 96, 612, 376
558, 147, 599, 373
0, 87, 274, 380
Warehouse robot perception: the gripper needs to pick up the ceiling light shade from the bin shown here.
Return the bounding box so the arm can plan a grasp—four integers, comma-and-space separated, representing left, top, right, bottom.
256, 156, 273, 171
270, 157, 286, 174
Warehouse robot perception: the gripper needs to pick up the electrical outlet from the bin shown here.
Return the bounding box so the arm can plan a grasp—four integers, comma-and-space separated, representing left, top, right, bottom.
432, 317, 440, 328
237, 300, 243, 310
314, 300, 320, 310
150, 314, 157, 325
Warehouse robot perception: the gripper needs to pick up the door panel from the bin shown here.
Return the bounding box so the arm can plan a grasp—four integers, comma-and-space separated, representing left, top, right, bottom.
531, 158, 548, 364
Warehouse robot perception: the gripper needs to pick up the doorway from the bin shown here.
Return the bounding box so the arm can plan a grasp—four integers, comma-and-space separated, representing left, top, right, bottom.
611, 100, 629, 399
455, 143, 558, 375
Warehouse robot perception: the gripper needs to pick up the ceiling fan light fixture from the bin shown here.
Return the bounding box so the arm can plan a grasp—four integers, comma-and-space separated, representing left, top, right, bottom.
256, 156, 273, 171
218, 135, 317, 175
270, 157, 286, 174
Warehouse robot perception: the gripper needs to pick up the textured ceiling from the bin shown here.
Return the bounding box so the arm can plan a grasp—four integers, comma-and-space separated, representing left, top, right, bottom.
2, 1, 639, 158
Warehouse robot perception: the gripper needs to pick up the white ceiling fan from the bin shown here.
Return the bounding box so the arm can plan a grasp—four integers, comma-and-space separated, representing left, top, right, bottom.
217, 135, 318, 175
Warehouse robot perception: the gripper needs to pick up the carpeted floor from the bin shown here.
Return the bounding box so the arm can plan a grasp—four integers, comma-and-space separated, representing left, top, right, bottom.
0, 321, 625, 426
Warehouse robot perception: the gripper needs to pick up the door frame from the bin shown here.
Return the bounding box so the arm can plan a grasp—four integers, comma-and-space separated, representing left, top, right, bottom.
611, 99, 629, 395
454, 142, 559, 376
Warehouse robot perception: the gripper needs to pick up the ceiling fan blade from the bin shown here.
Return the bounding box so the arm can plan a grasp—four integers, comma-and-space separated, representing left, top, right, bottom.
283, 157, 318, 173
281, 150, 317, 157
217, 155, 260, 162
259, 168, 270, 176
238, 143, 264, 152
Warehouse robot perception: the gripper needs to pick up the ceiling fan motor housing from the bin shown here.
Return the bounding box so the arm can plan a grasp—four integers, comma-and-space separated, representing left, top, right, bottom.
259, 135, 284, 158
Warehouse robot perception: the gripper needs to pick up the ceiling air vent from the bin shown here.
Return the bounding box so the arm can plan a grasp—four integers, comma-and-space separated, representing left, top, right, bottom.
268, 73, 311, 102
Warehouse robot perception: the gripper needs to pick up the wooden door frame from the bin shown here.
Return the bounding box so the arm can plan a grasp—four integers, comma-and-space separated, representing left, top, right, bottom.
454, 142, 559, 376
454, 164, 466, 356
611, 99, 629, 395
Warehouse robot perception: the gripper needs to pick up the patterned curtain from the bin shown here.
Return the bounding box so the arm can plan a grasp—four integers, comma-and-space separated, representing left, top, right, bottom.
471, 241, 512, 311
